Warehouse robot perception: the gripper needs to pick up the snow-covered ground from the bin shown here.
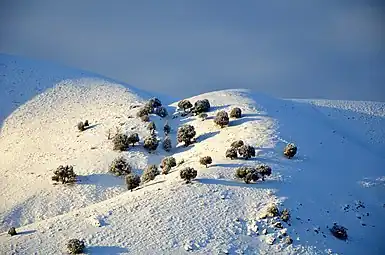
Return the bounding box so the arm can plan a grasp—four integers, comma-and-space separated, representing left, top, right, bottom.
0, 55, 384, 254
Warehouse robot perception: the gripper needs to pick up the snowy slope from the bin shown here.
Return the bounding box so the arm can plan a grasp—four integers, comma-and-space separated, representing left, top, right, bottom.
0, 55, 384, 255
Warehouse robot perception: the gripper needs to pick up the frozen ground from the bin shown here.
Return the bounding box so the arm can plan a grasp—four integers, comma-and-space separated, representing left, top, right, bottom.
0, 55, 384, 254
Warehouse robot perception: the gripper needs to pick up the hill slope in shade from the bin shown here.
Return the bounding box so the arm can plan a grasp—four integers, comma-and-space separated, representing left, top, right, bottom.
0, 55, 384, 254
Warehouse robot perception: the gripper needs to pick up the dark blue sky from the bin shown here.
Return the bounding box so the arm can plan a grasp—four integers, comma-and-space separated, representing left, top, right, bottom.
1, 0, 384, 101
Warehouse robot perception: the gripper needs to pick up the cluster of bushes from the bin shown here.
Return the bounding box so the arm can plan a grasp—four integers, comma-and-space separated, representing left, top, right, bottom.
177, 99, 211, 116
113, 133, 139, 151
52, 165, 77, 184
160, 156, 177, 174
77, 120, 89, 132
213, 107, 242, 128
234, 164, 272, 184
136, 97, 168, 121
225, 140, 255, 160
264, 204, 291, 222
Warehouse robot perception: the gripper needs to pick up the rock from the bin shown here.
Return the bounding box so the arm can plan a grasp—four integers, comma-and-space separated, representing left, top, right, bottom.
262, 229, 267, 235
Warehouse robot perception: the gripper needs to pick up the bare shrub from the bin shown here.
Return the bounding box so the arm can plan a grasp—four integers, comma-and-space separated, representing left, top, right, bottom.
199, 156, 212, 168
284, 143, 297, 159
230, 107, 242, 118
67, 239, 85, 254
214, 111, 229, 128
113, 133, 130, 151
180, 167, 197, 183
225, 147, 238, 160
126, 174, 141, 191
238, 144, 255, 159
141, 165, 159, 183
52, 165, 76, 184
109, 157, 132, 176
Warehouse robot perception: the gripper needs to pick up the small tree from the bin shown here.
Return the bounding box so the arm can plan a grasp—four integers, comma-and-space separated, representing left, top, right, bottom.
52, 165, 76, 184
231, 140, 244, 148
280, 208, 290, 222
237, 144, 255, 159
230, 107, 242, 118
163, 122, 171, 135
143, 136, 159, 152
109, 157, 132, 176
214, 111, 229, 128
177, 125, 196, 146
180, 167, 197, 183
127, 133, 140, 146
160, 156, 176, 174
192, 99, 210, 114
8, 227, 17, 236
225, 147, 238, 160
126, 173, 141, 191
67, 239, 85, 254
255, 164, 272, 181
141, 114, 150, 122
284, 143, 297, 159
199, 156, 212, 168
113, 133, 130, 151
84, 120, 89, 127
155, 106, 168, 118
141, 165, 159, 183
77, 122, 85, 131
178, 99, 193, 112
162, 136, 172, 152
147, 121, 156, 135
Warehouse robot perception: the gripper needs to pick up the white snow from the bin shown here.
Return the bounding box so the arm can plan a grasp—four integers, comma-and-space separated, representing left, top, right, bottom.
0, 55, 384, 254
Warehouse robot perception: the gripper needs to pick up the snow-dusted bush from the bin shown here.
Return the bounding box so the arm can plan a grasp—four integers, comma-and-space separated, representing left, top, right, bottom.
127, 133, 140, 146
280, 208, 290, 222
199, 156, 212, 168
143, 136, 159, 152
52, 165, 76, 184
225, 147, 238, 160
198, 113, 208, 121
155, 106, 168, 118
140, 114, 150, 122
178, 99, 193, 111
192, 99, 210, 114
84, 120, 89, 127
284, 143, 297, 159
214, 111, 229, 128
148, 97, 162, 108
109, 157, 132, 176
160, 156, 177, 175
8, 227, 16, 236
147, 121, 156, 134
141, 164, 159, 183
163, 122, 171, 135
256, 164, 272, 181
177, 125, 196, 146
77, 121, 85, 131
113, 133, 130, 151
162, 136, 172, 152
238, 144, 255, 159
230, 107, 242, 118
235, 166, 259, 184
266, 204, 280, 217
180, 167, 197, 183
330, 224, 348, 240
231, 140, 244, 148
67, 239, 85, 254
125, 173, 141, 191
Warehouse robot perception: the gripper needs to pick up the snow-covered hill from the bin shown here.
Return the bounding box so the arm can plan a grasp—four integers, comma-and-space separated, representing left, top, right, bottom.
0, 55, 384, 254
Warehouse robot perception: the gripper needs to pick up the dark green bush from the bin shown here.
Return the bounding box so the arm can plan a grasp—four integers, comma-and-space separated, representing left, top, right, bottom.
126, 173, 141, 191
67, 239, 85, 254
109, 157, 132, 176
112, 133, 130, 151
143, 136, 159, 151
141, 165, 159, 183
214, 111, 229, 128
177, 125, 196, 146
230, 107, 242, 118
52, 165, 76, 184
180, 167, 197, 183
199, 156, 212, 168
